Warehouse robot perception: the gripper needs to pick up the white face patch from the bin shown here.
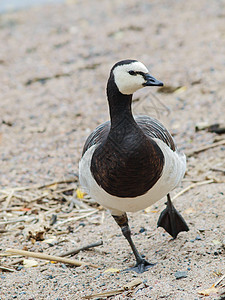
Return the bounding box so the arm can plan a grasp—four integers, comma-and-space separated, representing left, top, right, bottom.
113, 61, 149, 95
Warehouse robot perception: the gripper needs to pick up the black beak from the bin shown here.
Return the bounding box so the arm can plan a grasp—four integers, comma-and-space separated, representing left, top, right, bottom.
143, 74, 163, 87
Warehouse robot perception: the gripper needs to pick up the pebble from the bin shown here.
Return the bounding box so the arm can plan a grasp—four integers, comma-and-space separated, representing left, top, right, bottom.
61, 264, 67, 269
143, 279, 147, 284
174, 271, 187, 279
139, 227, 146, 233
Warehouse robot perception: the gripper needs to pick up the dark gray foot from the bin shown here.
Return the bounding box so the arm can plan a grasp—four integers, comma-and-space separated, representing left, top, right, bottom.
157, 194, 189, 239
130, 258, 156, 273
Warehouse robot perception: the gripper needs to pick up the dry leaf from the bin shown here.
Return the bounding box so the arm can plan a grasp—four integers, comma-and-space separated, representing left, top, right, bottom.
144, 207, 158, 213
76, 188, 84, 199
174, 86, 187, 94
212, 240, 222, 245
42, 236, 57, 244
23, 259, 38, 268
24, 215, 49, 241
45, 183, 58, 190
157, 85, 186, 94
184, 207, 196, 214
104, 267, 121, 273
198, 286, 218, 296
27, 229, 45, 241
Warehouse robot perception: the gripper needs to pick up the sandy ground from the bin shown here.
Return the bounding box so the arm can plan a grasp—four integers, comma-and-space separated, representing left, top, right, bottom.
0, 0, 225, 299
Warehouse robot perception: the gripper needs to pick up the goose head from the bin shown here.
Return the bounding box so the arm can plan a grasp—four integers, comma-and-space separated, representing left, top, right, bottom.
111, 59, 163, 95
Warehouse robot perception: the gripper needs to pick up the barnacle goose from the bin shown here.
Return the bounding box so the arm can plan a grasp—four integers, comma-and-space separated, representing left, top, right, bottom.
79, 60, 189, 273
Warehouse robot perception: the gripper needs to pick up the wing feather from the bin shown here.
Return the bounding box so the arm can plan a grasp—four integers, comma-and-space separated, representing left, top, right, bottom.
82, 121, 110, 156
135, 115, 176, 151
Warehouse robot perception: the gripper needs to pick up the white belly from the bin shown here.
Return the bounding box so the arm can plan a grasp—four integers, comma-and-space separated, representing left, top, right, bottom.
79, 138, 186, 216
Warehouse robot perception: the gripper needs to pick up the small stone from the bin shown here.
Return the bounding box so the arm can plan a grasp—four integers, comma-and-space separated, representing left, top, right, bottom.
143, 279, 148, 284
174, 271, 187, 279
61, 264, 67, 269
139, 227, 146, 233
195, 235, 202, 240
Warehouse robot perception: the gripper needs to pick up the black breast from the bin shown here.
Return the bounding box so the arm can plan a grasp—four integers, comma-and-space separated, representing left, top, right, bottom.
89, 116, 165, 198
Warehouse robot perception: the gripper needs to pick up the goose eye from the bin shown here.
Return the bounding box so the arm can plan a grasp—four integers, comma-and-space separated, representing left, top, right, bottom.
128, 70, 136, 76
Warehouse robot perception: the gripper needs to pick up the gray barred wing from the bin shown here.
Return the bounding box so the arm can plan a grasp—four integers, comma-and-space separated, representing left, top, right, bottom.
82, 121, 110, 156
135, 115, 176, 151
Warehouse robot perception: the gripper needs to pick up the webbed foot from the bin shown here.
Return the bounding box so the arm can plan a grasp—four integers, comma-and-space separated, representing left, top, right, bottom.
130, 258, 156, 273
157, 194, 189, 239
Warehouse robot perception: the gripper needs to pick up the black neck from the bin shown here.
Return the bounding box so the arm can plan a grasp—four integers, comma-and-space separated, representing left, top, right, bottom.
106, 75, 135, 128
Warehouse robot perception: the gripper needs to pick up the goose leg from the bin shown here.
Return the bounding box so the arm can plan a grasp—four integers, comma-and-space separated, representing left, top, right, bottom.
157, 194, 189, 239
112, 213, 155, 273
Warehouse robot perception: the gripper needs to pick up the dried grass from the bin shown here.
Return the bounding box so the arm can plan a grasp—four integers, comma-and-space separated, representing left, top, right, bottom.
0, 177, 100, 243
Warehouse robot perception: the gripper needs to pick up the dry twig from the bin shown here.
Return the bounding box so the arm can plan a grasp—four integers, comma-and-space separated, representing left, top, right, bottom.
186, 140, 225, 157
59, 241, 103, 257
172, 179, 214, 201
5, 248, 100, 268
2, 190, 14, 211
214, 274, 225, 287
210, 168, 225, 175
83, 278, 142, 299
0, 178, 77, 194
0, 265, 15, 272
0, 217, 37, 226
57, 209, 98, 225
